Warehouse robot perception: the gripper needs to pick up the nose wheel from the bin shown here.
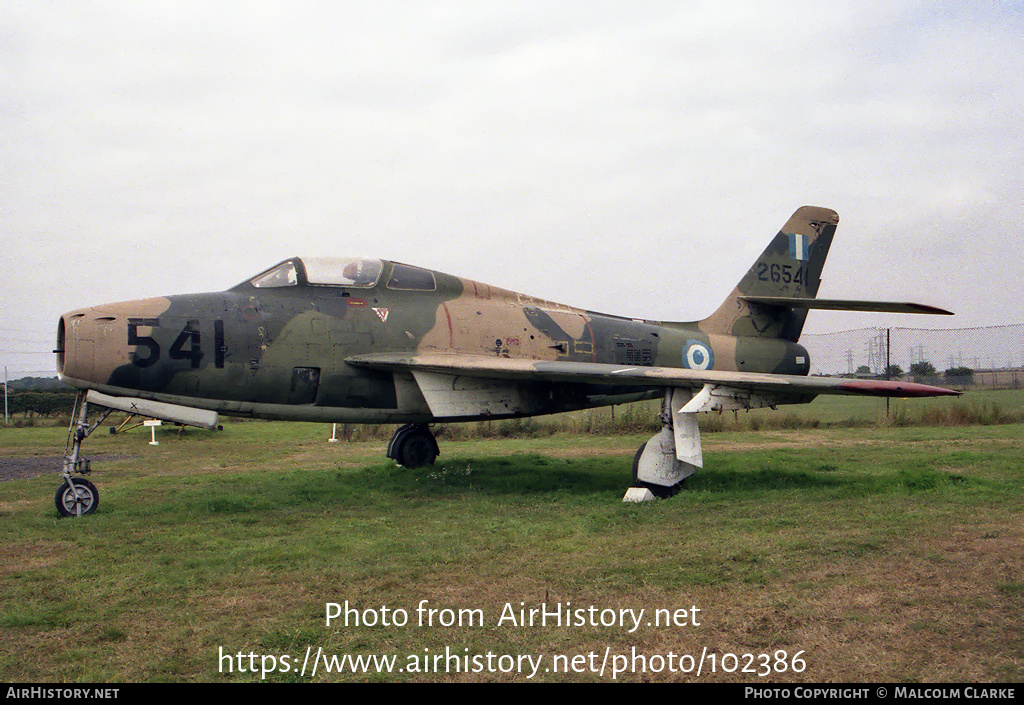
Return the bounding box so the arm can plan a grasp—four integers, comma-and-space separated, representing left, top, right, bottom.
56, 393, 112, 518
55, 477, 100, 517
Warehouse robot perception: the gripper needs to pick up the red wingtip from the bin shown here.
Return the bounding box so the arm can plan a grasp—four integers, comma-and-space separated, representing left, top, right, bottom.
839, 380, 963, 398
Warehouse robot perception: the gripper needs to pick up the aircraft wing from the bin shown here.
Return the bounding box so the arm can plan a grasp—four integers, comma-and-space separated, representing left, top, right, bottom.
346, 352, 961, 400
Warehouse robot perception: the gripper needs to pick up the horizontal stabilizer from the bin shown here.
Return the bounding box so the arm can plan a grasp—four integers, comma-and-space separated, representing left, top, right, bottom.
740, 296, 953, 315
85, 390, 219, 429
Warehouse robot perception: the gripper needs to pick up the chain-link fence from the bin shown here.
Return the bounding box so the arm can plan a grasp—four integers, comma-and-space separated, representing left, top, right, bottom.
802, 324, 1024, 388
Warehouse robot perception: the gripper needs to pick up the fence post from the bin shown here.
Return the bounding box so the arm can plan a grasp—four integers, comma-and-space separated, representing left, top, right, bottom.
886, 329, 890, 417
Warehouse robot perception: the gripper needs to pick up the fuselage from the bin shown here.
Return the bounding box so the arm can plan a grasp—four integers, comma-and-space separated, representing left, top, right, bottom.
57, 257, 811, 423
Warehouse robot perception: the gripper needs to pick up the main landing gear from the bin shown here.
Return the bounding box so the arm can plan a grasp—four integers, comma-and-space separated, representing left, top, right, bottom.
626, 388, 702, 501
57, 393, 112, 517
386, 423, 440, 468
631, 440, 683, 499
625, 384, 780, 501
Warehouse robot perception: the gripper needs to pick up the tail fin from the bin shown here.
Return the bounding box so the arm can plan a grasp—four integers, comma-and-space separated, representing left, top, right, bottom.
700, 206, 839, 342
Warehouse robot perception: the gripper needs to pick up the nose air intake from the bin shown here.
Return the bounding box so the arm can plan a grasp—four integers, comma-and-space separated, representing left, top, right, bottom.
56, 312, 96, 384
55, 317, 66, 376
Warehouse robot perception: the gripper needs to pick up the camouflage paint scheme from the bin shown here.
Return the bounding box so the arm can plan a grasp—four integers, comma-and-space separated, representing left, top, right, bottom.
57, 207, 957, 428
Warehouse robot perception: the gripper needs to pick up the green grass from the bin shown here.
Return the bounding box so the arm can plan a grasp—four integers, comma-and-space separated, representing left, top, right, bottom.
1, 415, 1022, 682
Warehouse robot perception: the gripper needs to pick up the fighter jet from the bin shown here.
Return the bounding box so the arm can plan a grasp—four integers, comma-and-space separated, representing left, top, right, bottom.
54, 206, 958, 516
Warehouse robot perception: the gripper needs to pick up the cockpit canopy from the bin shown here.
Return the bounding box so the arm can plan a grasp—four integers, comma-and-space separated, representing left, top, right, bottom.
242, 257, 438, 292
248, 257, 384, 289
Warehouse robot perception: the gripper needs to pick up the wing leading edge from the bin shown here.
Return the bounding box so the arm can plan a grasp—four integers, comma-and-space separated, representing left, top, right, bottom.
347, 352, 962, 402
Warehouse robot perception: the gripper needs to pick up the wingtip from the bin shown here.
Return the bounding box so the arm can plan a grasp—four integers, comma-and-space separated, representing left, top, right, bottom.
838, 379, 963, 398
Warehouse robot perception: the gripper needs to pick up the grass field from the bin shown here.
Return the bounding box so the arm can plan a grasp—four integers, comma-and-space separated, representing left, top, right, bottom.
1, 391, 1021, 682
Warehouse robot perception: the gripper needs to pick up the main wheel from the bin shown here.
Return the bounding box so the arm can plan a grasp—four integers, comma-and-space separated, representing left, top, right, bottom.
397, 431, 438, 468
387, 424, 440, 468
55, 477, 100, 517
631, 442, 682, 499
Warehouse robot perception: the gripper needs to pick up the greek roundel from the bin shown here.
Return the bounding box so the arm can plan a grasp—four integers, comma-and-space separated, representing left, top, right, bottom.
683, 340, 714, 370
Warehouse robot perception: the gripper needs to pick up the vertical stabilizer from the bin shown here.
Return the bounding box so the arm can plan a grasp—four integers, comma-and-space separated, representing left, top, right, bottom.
700, 206, 839, 341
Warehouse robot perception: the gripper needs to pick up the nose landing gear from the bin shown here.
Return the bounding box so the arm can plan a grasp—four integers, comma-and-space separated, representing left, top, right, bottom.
57, 393, 112, 517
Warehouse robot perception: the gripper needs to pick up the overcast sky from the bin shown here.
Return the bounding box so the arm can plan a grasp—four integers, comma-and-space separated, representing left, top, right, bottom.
3, 1, 1022, 378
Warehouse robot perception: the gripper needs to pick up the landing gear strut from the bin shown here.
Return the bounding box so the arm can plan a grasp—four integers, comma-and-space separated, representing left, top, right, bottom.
386, 423, 439, 468
57, 393, 112, 517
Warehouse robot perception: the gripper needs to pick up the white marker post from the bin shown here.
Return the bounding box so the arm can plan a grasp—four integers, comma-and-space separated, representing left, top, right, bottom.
144, 419, 162, 445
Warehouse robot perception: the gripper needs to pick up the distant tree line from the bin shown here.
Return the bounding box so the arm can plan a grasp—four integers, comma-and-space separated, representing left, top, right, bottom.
881, 363, 975, 385
3, 391, 76, 416
7, 376, 65, 391
3, 377, 77, 417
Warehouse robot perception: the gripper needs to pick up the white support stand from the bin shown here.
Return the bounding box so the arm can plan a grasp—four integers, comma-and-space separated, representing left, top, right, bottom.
145, 419, 161, 445
329, 423, 339, 443
623, 487, 656, 503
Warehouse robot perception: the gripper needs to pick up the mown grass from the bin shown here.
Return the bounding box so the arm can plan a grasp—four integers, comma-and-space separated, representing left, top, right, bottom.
0, 410, 1021, 682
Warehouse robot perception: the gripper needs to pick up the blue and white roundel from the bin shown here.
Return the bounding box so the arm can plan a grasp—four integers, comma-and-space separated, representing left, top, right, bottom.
683, 340, 714, 370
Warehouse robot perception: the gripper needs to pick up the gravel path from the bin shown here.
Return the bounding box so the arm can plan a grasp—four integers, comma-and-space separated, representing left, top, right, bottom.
0, 455, 132, 482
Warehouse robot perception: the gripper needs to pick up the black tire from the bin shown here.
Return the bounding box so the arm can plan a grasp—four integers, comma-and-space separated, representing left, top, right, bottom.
387, 424, 439, 468
55, 477, 100, 517
631, 441, 682, 499
397, 431, 438, 468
